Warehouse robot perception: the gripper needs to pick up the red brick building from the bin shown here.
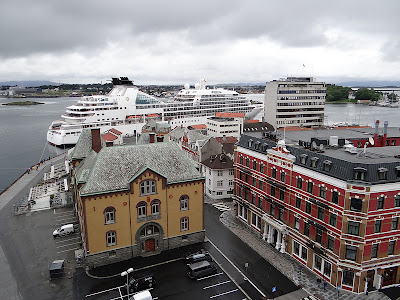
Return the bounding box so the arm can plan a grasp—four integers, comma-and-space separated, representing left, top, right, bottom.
234, 131, 400, 294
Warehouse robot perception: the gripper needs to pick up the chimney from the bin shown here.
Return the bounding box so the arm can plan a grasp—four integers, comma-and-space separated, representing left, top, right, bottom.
222, 135, 227, 142
149, 133, 155, 144
374, 120, 379, 143
91, 128, 102, 153
383, 121, 388, 146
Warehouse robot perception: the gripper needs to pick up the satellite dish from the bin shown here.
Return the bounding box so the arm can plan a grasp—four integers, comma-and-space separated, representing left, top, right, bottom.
369, 137, 375, 146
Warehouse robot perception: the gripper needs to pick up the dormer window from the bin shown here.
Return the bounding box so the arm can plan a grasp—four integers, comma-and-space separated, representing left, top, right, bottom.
323, 160, 332, 172
354, 167, 367, 181
396, 166, 400, 178
262, 143, 268, 152
311, 157, 319, 168
255, 141, 261, 150
378, 167, 388, 180
300, 154, 308, 164
248, 139, 253, 148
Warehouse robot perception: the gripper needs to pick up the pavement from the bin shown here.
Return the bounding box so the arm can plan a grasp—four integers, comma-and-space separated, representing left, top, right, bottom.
205, 196, 395, 300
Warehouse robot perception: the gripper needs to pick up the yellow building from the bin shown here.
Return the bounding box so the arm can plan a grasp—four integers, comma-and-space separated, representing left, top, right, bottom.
72, 133, 205, 268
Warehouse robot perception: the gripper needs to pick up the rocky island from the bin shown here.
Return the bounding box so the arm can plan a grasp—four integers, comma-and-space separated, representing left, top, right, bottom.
2, 101, 44, 106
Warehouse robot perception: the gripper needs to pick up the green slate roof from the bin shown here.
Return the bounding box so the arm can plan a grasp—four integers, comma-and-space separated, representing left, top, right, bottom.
78, 142, 203, 196
70, 129, 106, 161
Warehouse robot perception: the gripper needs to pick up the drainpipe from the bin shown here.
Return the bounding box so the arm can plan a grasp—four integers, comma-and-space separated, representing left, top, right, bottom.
383, 121, 388, 147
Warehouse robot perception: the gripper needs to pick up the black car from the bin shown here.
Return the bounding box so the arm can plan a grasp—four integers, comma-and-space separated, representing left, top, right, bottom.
187, 261, 218, 279
184, 249, 212, 264
127, 274, 155, 293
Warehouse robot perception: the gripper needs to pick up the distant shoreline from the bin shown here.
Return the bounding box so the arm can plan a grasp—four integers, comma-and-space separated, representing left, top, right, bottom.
2, 101, 44, 106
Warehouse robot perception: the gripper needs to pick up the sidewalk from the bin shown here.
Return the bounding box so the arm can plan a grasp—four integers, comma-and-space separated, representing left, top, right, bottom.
205, 196, 391, 300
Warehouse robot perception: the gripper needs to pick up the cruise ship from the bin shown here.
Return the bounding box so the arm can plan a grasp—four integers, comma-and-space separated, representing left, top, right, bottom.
47, 77, 261, 146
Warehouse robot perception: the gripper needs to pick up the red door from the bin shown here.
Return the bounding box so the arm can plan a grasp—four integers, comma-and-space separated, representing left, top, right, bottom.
145, 239, 155, 252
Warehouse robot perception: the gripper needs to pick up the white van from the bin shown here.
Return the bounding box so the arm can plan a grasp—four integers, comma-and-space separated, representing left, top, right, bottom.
53, 224, 74, 238
131, 290, 152, 300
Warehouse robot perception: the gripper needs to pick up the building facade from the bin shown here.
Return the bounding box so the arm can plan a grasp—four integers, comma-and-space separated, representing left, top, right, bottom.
72, 141, 205, 268
264, 77, 326, 129
202, 154, 234, 200
234, 133, 400, 294
207, 116, 243, 138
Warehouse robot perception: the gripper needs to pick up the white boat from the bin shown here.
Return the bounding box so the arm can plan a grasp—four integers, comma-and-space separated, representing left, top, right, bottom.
47, 77, 261, 146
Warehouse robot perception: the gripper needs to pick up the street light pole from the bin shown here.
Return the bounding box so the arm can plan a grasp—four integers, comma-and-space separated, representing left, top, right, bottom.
121, 267, 134, 300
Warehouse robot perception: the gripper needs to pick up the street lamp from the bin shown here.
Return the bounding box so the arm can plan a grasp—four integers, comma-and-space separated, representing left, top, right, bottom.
121, 267, 134, 300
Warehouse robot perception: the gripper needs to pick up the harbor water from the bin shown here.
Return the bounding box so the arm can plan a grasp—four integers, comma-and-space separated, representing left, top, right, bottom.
1, 95, 400, 193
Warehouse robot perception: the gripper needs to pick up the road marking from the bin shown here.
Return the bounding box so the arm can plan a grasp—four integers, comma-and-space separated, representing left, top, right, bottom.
57, 247, 78, 254
86, 285, 125, 297
207, 238, 266, 298
55, 217, 77, 223
203, 280, 231, 289
210, 289, 238, 299
197, 272, 223, 281
212, 202, 231, 212
55, 236, 81, 244
57, 242, 80, 249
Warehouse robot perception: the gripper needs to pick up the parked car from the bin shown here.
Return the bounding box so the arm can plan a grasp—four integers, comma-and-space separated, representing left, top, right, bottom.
184, 249, 212, 264
187, 260, 217, 279
128, 274, 155, 293
53, 224, 74, 238
131, 290, 153, 300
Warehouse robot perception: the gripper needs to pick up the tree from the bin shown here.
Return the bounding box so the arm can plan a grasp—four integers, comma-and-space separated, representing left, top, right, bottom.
326, 84, 352, 102
388, 92, 397, 101
354, 88, 382, 101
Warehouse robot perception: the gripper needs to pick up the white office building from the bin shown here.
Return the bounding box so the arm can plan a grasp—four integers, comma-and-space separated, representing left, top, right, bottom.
264, 77, 326, 129
206, 117, 243, 138
202, 154, 234, 200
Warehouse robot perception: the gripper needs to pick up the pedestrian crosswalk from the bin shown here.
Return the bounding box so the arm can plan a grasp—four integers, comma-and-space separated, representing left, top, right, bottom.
212, 202, 231, 212
301, 295, 319, 300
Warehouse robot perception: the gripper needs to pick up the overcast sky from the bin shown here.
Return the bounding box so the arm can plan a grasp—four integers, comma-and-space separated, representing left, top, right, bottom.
1, 0, 399, 85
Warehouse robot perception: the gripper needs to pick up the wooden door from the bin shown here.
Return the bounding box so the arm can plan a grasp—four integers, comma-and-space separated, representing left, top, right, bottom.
145, 239, 155, 252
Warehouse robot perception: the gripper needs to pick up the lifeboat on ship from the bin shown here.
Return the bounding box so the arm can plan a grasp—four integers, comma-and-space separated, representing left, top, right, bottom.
127, 115, 141, 119
146, 114, 159, 118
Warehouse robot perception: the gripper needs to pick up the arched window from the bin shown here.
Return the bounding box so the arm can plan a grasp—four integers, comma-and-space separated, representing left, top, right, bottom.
137, 201, 147, 217
106, 230, 117, 246
180, 195, 189, 211
151, 199, 160, 215
140, 225, 160, 237
180, 217, 189, 231
104, 207, 116, 224
140, 180, 156, 195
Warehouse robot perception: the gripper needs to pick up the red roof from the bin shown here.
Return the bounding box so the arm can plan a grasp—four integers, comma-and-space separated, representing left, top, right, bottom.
215, 112, 245, 118
190, 124, 207, 129
109, 128, 122, 135
246, 120, 259, 123
101, 133, 118, 141
215, 136, 238, 144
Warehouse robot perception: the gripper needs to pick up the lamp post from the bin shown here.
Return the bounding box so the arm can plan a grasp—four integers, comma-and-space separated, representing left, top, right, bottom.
121, 268, 134, 300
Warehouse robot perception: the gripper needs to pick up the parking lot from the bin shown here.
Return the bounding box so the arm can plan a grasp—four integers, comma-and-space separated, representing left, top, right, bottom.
85, 253, 248, 300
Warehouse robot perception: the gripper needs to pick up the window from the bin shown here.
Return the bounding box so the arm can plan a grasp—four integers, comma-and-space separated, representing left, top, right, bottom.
151, 200, 160, 214
239, 156, 243, 165
311, 157, 319, 168
318, 207, 324, 220
350, 198, 362, 212
270, 204, 275, 217
253, 160, 257, 170
396, 166, 400, 178
329, 213, 337, 226
297, 177, 303, 189
395, 195, 400, 207
324, 261, 332, 277
371, 244, 378, 258
180, 217, 189, 231
314, 254, 322, 271
323, 160, 332, 172
316, 228, 322, 244
229, 169, 234, 176
238, 205, 247, 220
306, 202, 312, 214
327, 236, 334, 251
279, 190, 285, 201
245, 158, 249, 167
217, 191, 223, 196
346, 221, 359, 236
392, 217, 399, 230
331, 191, 339, 204
252, 177, 256, 187
251, 212, 261, 229
180, 195, 189, 211
260, 164, 264, 173
217, 170, 223, 176
319, 186, 326, 199
217, 180, 223, 187
307, 181, 313, 194
295, 197, 301, 209
345, 245, 357, 261
304, 223, 310, 236
272, 168, 276, 179
374, 220, 382, 233
388, 241, 395, 255
293, 240, 300, 256
378, 168, 388, 180
354, 167, 367, 181
280, 172, 286, 182
228, 179, 233, 186
137, 202, 147, 217
259, 180, 263, 190
251, 194, 256, 204
140, 180, 156, 195
295, 217, 300, 230
301, 246, 308, 261
140, 225, 159, 237
278, 209, 284, 221
105, 207, 116, 224
106, 231, 117, 246
343, 270, 354, 286
377, 196, 385, 210
271, 186, 276, 197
